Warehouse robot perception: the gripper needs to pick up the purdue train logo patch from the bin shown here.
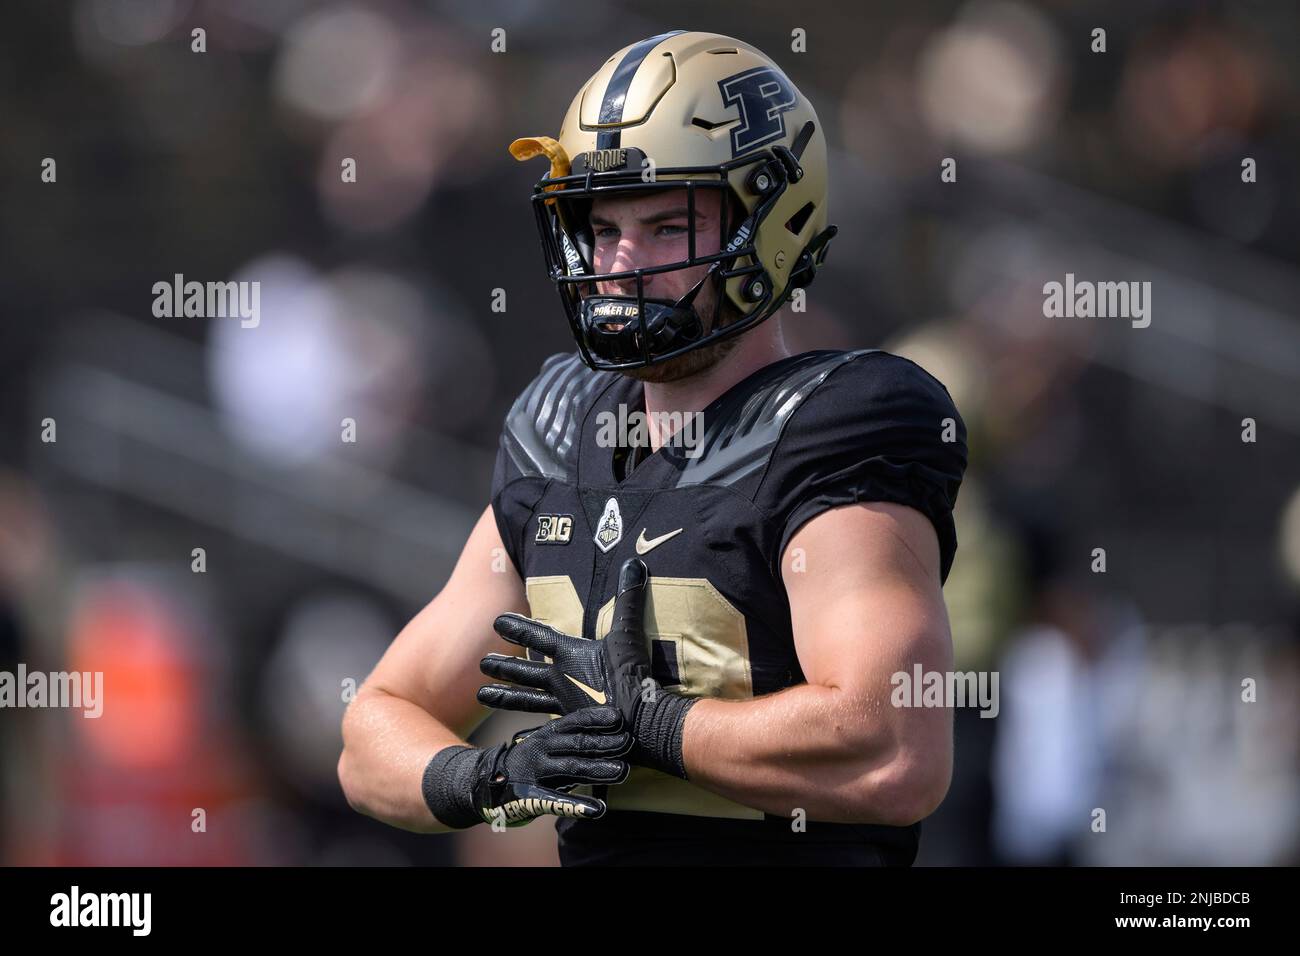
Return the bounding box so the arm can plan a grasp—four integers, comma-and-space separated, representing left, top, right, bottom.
594, 497, 623, 553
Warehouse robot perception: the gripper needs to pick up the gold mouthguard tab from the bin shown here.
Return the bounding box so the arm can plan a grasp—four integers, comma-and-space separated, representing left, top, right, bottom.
509, 137, 572, 204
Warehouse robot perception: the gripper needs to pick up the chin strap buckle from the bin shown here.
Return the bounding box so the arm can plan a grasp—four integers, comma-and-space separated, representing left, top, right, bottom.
770, 144, 804, 184
787, 225, 838, 290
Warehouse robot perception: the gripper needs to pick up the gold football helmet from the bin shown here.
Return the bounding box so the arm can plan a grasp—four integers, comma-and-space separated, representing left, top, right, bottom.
511, 30, 837, 371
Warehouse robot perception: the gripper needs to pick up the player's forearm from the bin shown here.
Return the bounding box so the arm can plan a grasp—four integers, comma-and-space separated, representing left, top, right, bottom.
680, 683, 946, 826
338, 689, 466, 834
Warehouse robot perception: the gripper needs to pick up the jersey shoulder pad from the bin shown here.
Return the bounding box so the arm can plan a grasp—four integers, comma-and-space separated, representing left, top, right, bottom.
498, 351, 614, 483
755, 348, 968, 583
675, 349, 861, 488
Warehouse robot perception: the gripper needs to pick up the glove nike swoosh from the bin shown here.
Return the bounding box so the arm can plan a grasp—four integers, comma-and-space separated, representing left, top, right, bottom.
564, 673, 607, 704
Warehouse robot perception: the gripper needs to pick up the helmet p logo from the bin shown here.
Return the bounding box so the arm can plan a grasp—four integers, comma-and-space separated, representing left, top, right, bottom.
718, 67, 798, 157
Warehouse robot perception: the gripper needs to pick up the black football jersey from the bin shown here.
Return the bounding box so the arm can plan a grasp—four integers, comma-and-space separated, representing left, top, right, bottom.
489, 348, 968, 865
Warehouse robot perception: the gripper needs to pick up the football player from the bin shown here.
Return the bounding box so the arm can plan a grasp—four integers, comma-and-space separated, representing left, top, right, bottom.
339, 30, 967, 865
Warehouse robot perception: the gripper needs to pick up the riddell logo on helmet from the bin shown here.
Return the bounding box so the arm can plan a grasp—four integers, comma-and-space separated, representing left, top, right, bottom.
724, 222, 752, 254
561, 234, 586, 276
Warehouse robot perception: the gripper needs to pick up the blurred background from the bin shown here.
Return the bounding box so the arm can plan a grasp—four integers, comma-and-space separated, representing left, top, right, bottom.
1, 0, 1297, 866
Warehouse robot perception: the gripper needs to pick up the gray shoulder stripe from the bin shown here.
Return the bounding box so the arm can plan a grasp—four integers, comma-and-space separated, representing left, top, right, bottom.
504, 353, 612, 480
543, 358, 585, 452
676, 350, 867, 488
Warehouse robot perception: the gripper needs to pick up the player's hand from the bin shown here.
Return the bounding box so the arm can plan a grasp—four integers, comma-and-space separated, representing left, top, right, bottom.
422, 705, 632, 829
478, 558, 698, 778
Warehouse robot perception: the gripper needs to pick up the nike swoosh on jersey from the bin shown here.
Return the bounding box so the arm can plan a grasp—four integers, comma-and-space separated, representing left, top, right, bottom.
564, 673, 607, 704
635, 527, 683, 555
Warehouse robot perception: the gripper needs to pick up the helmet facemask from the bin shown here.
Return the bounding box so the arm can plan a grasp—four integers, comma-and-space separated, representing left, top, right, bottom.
530, 150, 790, 372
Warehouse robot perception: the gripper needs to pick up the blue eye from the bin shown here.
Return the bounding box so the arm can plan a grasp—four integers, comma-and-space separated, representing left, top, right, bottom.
592, 224, 689, 241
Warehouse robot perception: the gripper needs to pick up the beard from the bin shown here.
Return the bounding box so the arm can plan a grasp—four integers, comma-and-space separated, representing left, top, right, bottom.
619, 291, 745, 384
621, 331, 743, 383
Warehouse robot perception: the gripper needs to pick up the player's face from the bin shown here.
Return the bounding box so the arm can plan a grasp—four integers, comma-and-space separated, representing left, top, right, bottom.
588, 189, 724, 319
584, 188, 749, 384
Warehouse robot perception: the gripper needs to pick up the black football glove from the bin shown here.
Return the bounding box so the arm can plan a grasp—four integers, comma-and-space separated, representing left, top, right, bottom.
478, 558, 699, 779
421, 705, 632, 829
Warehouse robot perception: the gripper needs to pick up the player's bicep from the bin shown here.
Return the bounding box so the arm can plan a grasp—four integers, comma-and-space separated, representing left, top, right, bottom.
361, 504, 527, 740
782, 501, 952, 697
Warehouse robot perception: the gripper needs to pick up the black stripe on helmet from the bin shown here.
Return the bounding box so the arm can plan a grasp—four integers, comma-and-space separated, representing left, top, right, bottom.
595, 30, 687, 150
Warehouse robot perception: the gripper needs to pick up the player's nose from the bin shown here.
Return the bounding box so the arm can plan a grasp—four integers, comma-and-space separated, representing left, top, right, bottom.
610, 274, 649, 295
605, 260, 651, 295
